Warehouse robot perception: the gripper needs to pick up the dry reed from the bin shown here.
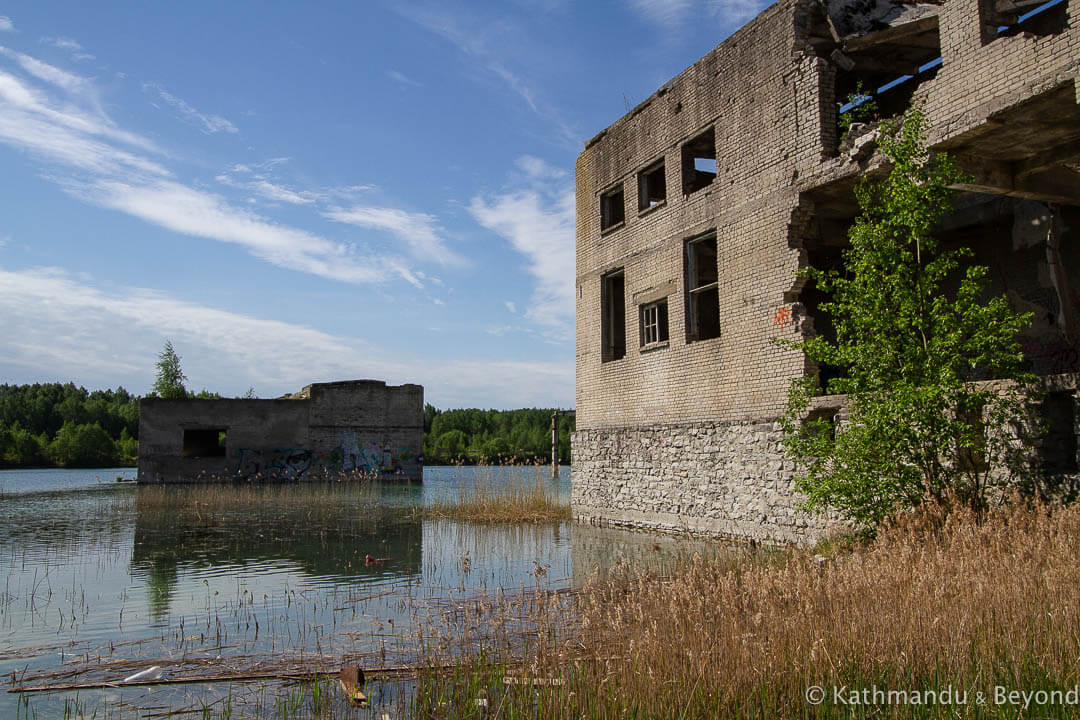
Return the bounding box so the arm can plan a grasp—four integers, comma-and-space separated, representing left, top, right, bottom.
426, 466, 569, 524
416, 501, 1080, 718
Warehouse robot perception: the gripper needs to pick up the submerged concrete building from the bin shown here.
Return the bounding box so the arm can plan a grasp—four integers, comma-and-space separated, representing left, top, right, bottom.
572, 0, 1079, 543
138, 380, 423, 482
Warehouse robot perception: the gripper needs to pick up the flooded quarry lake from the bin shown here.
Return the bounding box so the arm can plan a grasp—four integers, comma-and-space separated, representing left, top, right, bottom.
0, 467, 709, 718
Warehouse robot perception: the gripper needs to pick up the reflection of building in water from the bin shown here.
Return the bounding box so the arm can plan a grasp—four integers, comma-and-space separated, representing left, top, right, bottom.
131, 487, 422, 619
138, 380, 423, 483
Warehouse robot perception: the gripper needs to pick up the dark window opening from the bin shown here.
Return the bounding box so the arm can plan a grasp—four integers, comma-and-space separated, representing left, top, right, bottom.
183, 428, 227, 458
802, 407, 839, 441
681, 128, 716, 195
981, 0, 1067, 43
602, 270, 626, 362
685, 233, 720, 342
1038, 392, 1077, 474
639, 299, 669, 348
638, 160, 666, 211
600, 186, 625, 231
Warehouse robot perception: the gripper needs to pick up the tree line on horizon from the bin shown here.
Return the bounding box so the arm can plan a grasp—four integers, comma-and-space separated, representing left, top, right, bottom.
0, 383, 141, 468
0, 382, 574, 469
423, 404, 574, 465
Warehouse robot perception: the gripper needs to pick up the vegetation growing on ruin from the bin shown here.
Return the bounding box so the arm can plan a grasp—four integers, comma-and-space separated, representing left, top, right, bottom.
151, 339, 188, 399
837, 81, 880, 140
781, 109, 1034, 531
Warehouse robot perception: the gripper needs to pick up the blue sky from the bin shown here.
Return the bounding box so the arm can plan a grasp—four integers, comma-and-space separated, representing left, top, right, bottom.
0, 0, 765, 409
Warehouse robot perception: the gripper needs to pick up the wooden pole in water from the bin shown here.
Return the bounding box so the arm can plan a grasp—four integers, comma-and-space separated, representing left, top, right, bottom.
551, 411, 559, 482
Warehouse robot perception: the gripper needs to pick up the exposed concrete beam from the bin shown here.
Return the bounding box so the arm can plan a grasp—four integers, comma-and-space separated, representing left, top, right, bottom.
951, 153, 1080, 206
1015, 146, 1080, 180
841, 15, 939, 52
995, 0, 1050, 14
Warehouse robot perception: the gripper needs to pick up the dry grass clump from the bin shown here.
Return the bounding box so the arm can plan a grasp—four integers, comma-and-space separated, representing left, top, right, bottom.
426, 466, 569, 524
134, 480, 378, 509
416, 502, 1080, 718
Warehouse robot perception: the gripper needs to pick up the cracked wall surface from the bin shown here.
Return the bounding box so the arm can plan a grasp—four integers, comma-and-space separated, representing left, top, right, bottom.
573, 0, 1079, 544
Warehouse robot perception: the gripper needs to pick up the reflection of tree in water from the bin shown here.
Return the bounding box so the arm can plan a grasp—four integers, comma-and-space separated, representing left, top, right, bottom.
130, 484, 423, 618
144, 554, 178, 622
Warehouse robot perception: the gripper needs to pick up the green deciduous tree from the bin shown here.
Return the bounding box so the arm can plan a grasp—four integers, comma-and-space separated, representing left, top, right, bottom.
48, 421, 118, 467
782, 109, 1034, 532
153, 340, 188, 399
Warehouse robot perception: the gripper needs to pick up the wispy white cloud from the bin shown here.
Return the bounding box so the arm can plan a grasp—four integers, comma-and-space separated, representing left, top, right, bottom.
505, 300, 517, 314
470, 156, 574, 339
250, 178, 319, 205
67, 178, 398, 284
0, 16, 13, 33
143, 81, 238, 134
0, 64, 165, 173
396, 6, 579, 148
0, 49, 444, 290
516, 154, 568, 181
216, 163, 374, 207
0, 45, 96, 98
630, 0, 694, 28
631, 0, 765, 30
216, 171, 319, 205
324, 206, 464, 267
387, 69, 422, 87
708, 0, 769, 25
41, 36, 95, 61
0, 266, 574, 407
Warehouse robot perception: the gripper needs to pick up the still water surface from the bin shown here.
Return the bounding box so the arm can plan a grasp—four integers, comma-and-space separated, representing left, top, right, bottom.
0, 466, 704, 718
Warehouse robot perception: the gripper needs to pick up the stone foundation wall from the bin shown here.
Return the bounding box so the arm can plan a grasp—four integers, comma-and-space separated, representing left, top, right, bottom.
572, 421, 838, 546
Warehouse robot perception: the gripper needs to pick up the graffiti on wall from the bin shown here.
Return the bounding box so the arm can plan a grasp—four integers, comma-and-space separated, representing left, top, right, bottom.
772, 306, 791, 330
234, 435, 419, 480
236, 447, 314, 480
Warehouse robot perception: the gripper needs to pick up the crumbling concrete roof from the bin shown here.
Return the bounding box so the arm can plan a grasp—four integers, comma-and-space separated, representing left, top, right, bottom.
822, 0, 942, 39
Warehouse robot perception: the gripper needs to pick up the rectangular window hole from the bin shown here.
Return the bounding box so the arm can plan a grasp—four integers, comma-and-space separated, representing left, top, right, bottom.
639, 299, 669, 348
600, 186, 625, 230
803, 408, 838, 441
984, 0, 1068, 42
183, 428, 227, 458
681, 128, 716, 195
685, 232, 720, 342
602, 269, 626, 362
638, 160, 666, 211
1038, 391, 1077, 474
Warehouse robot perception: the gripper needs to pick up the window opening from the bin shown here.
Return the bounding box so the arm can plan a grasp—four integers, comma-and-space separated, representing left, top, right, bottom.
183, 428, 227, 458
602, 270, 626, 361
681, 128, 716, 195
982, 0, 1067, 43
601, 186, 625, 230
1038, 391, 1077, 473
640, 299, 669, 348
685, 233, 720, 341
638, 160, 667, 211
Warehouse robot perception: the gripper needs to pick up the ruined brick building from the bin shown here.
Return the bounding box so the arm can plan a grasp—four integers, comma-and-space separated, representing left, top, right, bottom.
572, 0, 1079, 543
138, 380, 423, 482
